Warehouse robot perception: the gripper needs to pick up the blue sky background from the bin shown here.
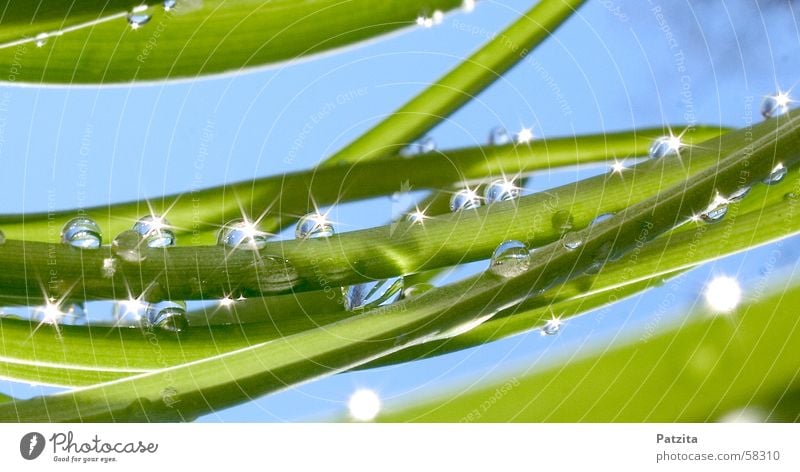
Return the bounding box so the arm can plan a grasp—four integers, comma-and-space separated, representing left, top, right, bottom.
1, 0, 799, 421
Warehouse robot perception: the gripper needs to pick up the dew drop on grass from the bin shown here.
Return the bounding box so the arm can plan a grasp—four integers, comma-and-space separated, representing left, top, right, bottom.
102, 257, 117, 278
763, 163, 787, 185
254, 257, 301, 293
343, 277, 404, 310
127, 13, 151, 29
218, 219, 269, 249
488, 126, 511, 146
562, 232, 583, 250
112, 230, 146, 262
760, 93, 790, 119
400, 137, 436, 157
591, 212, 614, 226
163, 0, 178, 11
147, 301, 188, 333
541, 318, 562, 336
450, 188, 481, 212
401, 283, 434, 299
699, 194, 729, 223
727, 186, 751, 203
551, 209, 574, 233
61, 217, 102, 249
35, 33, 48, 47
133, 215, 176, 248
295, 213, 335, 239
489, 240, 530, 278
405, 210, 428, 225
484, 178, 520, 204
648, 135, 681, 159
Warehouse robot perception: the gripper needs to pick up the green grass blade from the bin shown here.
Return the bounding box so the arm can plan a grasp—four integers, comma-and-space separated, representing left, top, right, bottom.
366, 172, 800, 367
2, 127, 711, 244
0, 0, 463, 84
0, 111, 793, 420
2, 157, 793, 388
378, 279, 800, 422
324, 0, 588, 165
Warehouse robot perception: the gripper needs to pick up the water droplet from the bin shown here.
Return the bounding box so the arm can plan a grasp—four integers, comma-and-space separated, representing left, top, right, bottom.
431, 313, 494, 341
405, 209, 428, 225
254, 257, 300, 293
133, 215, 176, 248
484, 178, 520, 204
585, 241, 613, 274
450, 189, 481, 212
416, 15, 435, 28
541, 318, 562, 336
515, 128, 534, 144
344, 277, 404, 310
295, 213, 335, 239
590, 213, 614, 226
551, 210, 574, 233
61, 217, 102, 249
488, 126, 511, 146
784, 192, 798, 201
163, 0, 178, 11
113, 298, 148, 327
699, 194, 729, 223
127, 13, 151, 29
218, 219, 269, 249
112, 230, 146, 262
35, 33, 48, 48
101, 257, 117, 278
562, 232, 583, 250
763, 163, 787, 185
648, 135, 682, 159
400, 137, 436, 156
489, 240, 530, 278
727, 186, 751, 202
401, 283, 434, 299
462, 0, 476, 12
147, 301, 188, 333
432, 10, 444, 24
761, 92, 791, 119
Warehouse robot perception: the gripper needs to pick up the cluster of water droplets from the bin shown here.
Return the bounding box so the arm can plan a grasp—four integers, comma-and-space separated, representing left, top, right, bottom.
54, 214, 191, 332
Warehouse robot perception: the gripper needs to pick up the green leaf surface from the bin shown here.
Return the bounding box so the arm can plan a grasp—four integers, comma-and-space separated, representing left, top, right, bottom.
0, 111, 794, 421
378, 278, 800, 422
0, 0, 462, 84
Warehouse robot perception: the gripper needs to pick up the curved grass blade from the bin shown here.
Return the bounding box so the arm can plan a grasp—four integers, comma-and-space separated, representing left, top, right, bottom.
0, 127, 717, 244
0, 127, 726, 303
324, 0, 588, 165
